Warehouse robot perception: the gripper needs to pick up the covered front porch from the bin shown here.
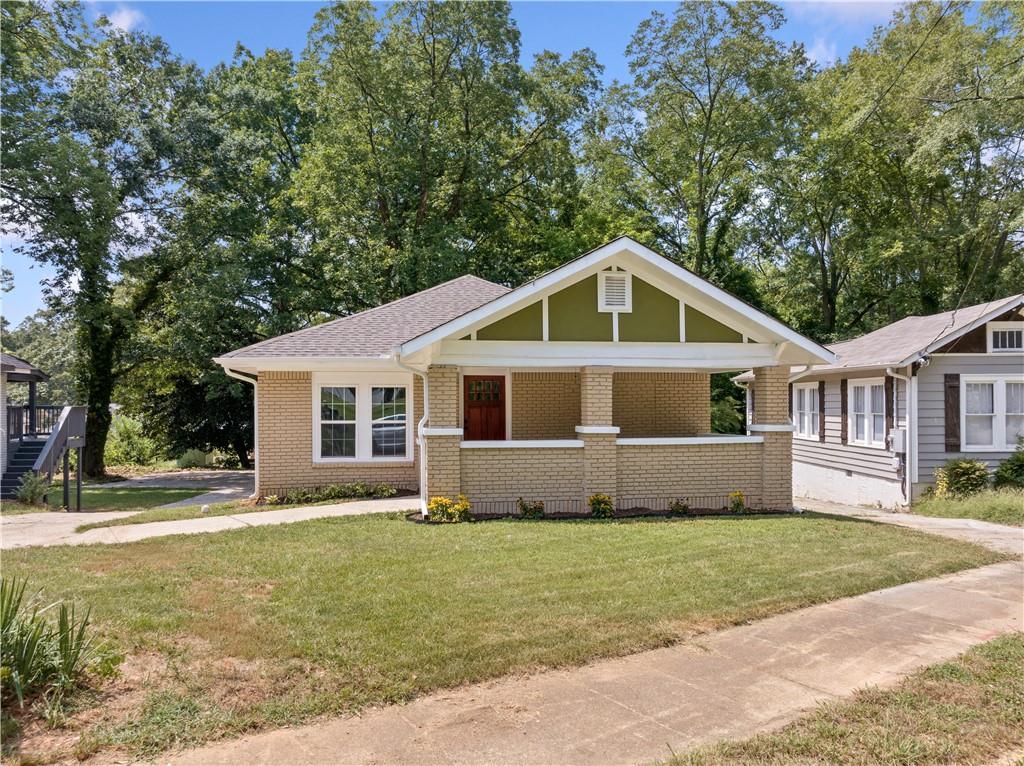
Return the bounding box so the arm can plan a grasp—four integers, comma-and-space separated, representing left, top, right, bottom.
421, 364, 791, 514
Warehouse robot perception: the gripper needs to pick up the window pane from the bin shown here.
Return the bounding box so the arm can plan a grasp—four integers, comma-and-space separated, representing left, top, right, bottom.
321, 423, 355, 458
965, 415, 993, 447
855, 413, 866, 441
372, 387, 407, 457
870, 385, 884, 415
1007, 383, 1024, 415
809, 388, 818, 410
873, 414, 884, 442
965, 383, 993, 415
1007, 416, 1024, 445
810, 412, 819, 436
853, 387, 865, 413
796, 389, 804, 412
321, 387, 356, 422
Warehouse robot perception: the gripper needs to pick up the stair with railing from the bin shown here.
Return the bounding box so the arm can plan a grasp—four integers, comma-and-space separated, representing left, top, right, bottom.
2, 406, 87, 503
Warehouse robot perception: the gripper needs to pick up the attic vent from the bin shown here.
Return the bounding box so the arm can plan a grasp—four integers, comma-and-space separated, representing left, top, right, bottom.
599, 271, 632, 312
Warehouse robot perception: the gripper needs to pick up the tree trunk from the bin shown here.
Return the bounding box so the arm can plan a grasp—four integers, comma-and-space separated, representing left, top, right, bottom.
232, 436, 252, 470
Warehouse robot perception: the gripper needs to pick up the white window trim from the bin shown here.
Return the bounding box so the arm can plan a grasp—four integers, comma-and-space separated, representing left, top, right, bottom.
987, 321, 1024, 353
312, 371, 414, 463
598, 270, 632, 313
848, 377, 886, 449
793, 382, 819, 441
959, 374, 1024, 452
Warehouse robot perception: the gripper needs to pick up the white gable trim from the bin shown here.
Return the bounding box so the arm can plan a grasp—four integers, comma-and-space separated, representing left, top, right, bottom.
397, 237, 835, 364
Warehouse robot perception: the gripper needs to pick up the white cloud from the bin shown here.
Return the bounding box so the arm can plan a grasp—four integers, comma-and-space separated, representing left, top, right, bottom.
807, 36, 838, 66
107, 5, 145, 32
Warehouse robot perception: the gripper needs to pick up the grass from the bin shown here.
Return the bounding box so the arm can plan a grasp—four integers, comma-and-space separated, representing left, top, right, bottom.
913, 488, 1024, 527
2, 487, 208, 517
1, 511, 1004, 761
670, 632, 1024, 766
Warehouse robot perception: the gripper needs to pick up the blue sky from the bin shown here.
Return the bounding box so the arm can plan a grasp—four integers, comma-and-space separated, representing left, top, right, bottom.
2, 0, 901, 328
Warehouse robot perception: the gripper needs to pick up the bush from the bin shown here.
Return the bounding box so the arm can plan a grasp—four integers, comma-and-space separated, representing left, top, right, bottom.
0, 577, 98, 709
15, 472, 49, 505
994, 443, 1024, 489
428, 494, 471, 523
175, 449, 209, 469
588, 493, 614, 518
516, 498, 545, 519
668, 499, 690, 516
934, 459, 990, 497
104, 414, 158, 466
728, 490, 746, 514
268, 481, 399, 505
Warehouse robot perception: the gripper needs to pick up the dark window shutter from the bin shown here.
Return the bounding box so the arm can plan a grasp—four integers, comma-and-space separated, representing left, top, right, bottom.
788, 383, 793, 419
818, 381, 826, 442
840, 379, 848, 444
945, 374, 961, 452
884, 376, 894, 447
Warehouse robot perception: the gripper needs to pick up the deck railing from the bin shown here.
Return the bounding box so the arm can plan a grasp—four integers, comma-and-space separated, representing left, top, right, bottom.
6, 404, 64, 440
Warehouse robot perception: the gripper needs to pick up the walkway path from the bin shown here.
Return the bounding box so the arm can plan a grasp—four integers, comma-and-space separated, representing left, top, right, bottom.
164, 507, 1024, 766
0, 497, 415, 549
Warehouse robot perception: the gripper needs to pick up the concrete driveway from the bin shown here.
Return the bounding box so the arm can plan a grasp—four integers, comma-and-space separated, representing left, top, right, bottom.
90, 469, 255, 508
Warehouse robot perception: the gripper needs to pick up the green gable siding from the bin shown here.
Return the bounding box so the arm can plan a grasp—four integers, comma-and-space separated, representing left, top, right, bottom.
685, 305, 743, 342
618, 278, 680, 342
548, 275, 613, 341
476, 301, 543, 341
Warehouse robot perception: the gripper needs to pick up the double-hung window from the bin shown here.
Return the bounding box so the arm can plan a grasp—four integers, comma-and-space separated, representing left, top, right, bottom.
793, 384, 819, 439
313, 373, 412, 462
850, 379, 885, 447
962, 375, 1024, 450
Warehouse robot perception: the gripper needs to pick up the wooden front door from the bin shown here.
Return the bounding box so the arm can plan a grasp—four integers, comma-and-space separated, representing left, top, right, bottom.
464, 376, 506, 441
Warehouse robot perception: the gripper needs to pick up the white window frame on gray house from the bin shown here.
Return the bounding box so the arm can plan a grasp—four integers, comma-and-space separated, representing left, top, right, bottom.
312, 371, 414, 463
960, 374, 1024, 451
987, 321, 1024, 353
793, 382, 819, 440
849, 378, 885, 448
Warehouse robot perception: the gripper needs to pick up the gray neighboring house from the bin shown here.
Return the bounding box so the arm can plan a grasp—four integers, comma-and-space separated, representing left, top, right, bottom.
738, 294, 1024, 508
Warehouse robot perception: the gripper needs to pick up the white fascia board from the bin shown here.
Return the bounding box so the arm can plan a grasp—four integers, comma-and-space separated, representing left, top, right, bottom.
214, 355, 399, 374
460, 439, 584, 449
398, 237, 836, 364
896, 295, 1024, 367
616, 436, 764, 445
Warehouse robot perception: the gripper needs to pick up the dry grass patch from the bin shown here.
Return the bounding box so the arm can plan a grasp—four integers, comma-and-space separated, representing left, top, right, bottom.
1, 512, 1004, 762
670, 632, 1024, 766
912, 489, 1024, 528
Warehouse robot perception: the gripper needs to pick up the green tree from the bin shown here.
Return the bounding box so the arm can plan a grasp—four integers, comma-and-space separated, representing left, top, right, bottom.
2, 6, 203, 476
1, 310, 79, 405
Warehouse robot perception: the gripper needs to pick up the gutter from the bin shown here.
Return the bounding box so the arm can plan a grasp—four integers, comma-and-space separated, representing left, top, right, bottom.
223, 367, 259, 498
886, 366, 911, 504
392, 351, 430, 517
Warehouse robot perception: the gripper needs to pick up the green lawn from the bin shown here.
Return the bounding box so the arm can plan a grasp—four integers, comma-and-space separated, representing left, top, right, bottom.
670, 632, 1024, 766
2, 486, 208, 516
913, 489, 1024, 527
1, 512, 1003, 762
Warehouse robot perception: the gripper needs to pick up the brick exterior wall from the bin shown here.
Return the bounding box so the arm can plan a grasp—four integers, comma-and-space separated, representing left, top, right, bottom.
460, 447, 584, 512
580, 367, 613, 425
510, 372, 580, 439
752, 366, 790, 424
752, 366, 794, 509
427, 366, 460, 427
612, 372, 710, 437
425, 435, 461, 498
255, 371, 422, 496
616, 442, 764, 509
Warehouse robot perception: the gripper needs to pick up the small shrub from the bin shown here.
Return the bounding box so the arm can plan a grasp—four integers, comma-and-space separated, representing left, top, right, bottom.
668, 499, 690, 516
588, 493, 614, 518
213, 452, 241, 469
15, 471, 49, 505
728, 490, 746, 514
104, 414, 158, 466
993, 443, 1024, 489
267, 482, 399, 505
428, 494, 472, 523
175, 449, 209, 469
934, 459, 990, 497
516, 498, 545, 519
371, 483, 398, 499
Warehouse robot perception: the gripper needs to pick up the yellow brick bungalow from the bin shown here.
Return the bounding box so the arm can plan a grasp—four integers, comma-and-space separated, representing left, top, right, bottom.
215, 237, 835, 514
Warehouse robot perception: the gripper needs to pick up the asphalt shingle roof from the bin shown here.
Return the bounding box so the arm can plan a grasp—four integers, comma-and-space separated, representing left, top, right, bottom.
219, 275, 510, 359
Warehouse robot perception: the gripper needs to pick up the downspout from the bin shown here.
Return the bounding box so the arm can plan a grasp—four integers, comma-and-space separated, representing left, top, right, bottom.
223, 368, 259, 498
886, 367, 911, 504
393, 352, 429, 517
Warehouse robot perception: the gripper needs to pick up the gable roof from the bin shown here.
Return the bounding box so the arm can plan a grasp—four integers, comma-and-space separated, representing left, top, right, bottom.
0, 352, 49, 382
733, 293, 1024, 382
398, 236, 835, 364
218, 275, 509, 360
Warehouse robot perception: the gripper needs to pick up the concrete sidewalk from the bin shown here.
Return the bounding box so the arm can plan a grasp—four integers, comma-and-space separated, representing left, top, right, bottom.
0, 497, 416, 549
164, 508, 1024, 766
165, 558, 1023, 766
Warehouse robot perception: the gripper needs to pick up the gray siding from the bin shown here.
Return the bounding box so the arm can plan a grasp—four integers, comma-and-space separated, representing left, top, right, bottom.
916, 353, 1024, 485
790, 372, 904, 481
